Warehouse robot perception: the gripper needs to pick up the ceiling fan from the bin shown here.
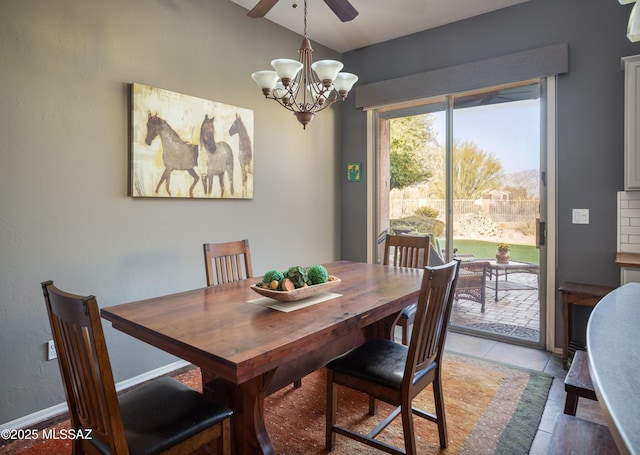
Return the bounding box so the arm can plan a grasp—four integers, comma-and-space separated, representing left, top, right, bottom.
248, 0, 358, 22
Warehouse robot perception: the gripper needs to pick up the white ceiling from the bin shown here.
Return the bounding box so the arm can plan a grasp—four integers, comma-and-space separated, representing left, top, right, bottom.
229, 0, 530, 53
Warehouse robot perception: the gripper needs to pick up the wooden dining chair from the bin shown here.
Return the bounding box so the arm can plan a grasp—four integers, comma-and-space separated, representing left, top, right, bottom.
203, 239, 302, 389
383, 234, 431, 344
203, 239, 253, 286
325, 260, 460, 455
42, 280, 233, 455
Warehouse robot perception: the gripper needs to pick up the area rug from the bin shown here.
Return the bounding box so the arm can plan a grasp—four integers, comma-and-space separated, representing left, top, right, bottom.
463, 322, 540, 342
1, 351, 551, 455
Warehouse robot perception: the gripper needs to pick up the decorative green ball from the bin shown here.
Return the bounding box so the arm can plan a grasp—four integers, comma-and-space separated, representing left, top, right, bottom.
307, 264, 328, 285
263, 270, 284, 283
286, 266, 308, 288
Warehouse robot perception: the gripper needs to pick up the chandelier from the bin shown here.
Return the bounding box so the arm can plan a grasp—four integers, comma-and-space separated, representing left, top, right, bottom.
250, 0, 358, 128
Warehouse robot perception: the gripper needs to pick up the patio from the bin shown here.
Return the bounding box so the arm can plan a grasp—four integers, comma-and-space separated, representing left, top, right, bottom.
450, 270, 541, 343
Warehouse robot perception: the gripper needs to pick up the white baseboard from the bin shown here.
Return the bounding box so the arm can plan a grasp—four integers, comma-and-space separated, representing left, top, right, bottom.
0, 360, 190, 432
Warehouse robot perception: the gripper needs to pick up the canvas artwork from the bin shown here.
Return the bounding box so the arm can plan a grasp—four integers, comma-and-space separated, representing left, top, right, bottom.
130, 83, 254, 199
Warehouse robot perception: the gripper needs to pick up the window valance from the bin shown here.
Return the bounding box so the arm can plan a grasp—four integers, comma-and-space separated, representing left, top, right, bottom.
355, 43, 569, 109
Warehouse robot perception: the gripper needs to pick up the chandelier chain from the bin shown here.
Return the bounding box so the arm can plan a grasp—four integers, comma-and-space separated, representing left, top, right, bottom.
303, 0, 308, 38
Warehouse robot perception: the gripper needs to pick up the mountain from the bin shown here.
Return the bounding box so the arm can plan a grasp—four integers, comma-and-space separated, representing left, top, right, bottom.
503, 169, 539, 198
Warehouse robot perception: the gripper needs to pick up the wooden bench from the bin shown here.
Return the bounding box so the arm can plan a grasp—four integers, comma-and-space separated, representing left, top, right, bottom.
548, 414, 619, 454
564, 350, 597, 415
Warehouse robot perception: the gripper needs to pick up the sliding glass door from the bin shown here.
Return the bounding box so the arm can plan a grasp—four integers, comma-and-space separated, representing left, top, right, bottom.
375, 80, 547, 348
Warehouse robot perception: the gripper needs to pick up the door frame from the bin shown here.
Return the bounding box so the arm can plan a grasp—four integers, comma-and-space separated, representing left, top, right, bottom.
365, 77, 557, 353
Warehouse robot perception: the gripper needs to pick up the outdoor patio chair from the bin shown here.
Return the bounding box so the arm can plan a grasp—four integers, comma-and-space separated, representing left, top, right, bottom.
454, 261, 490, 312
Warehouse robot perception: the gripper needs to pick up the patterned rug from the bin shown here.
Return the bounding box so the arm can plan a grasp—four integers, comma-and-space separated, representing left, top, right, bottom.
1, 352, 552, 455
464, 322, 540, 341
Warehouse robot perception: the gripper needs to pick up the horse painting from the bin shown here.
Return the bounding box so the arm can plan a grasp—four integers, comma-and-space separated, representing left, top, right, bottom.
200, 115, 234, 197
229, 113, 253, 198
144, 113, 199, 197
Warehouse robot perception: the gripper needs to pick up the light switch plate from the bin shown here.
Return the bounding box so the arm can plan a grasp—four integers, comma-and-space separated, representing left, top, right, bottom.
572, 209, 589, 224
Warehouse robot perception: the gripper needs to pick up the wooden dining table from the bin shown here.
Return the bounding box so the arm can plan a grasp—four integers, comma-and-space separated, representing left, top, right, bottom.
101, 260, 424, 455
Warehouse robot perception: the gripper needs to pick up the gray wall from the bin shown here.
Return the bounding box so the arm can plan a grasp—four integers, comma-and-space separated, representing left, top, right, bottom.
0, 0, 342, 424
339, 0, 639, 341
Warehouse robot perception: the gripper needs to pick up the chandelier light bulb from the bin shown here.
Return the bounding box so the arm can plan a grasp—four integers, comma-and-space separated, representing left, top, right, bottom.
271, 59, 304, 82
311, 60, 344, 83
251, 71, 279, 95
333, 73, 359, 95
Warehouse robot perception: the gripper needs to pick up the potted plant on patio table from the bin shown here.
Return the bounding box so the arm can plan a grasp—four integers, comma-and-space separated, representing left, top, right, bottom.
496, 242, 510, 264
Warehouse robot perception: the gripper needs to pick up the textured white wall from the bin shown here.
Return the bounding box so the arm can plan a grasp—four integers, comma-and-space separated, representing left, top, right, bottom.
0, 0, 341, 424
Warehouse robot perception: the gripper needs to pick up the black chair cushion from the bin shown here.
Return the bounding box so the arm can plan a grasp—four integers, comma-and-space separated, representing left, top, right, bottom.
327, 338, 436, 389
92, 377, 232, 455
399, 303, 417, 321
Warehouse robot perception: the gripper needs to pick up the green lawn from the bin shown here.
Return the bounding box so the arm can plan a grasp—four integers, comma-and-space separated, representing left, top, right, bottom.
448, 239, 539, 265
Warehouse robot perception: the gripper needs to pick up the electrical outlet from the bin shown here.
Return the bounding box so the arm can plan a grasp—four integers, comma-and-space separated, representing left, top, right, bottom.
47, 340, 57, 361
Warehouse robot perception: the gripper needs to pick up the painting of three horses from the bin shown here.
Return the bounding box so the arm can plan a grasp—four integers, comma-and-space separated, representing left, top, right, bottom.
131, 83, 253, 199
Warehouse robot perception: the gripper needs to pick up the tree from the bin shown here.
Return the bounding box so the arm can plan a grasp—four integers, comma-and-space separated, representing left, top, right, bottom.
389, 115, 436, 190
429, 140, 503, 199
503, 185, 530, 200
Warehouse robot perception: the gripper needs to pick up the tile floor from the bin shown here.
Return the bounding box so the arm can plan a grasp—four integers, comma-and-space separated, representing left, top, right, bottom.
444, 332, 608, 454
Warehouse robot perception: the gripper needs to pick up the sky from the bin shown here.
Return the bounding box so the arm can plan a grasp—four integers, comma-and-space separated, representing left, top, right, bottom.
432, 99, 540, 173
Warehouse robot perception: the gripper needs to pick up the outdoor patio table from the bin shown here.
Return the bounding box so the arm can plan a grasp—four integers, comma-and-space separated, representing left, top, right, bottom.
486, 260, 539, 301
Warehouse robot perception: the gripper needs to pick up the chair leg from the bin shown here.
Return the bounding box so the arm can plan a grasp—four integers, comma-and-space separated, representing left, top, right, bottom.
72, 438, 84, 455
432, 373, 449, 448
216, 417, 232, 455
368, 395, 377, 415
326, 370, 337, 451
401, 403, 417, 455
564, 393, 579, 416
294, 378, 302, 388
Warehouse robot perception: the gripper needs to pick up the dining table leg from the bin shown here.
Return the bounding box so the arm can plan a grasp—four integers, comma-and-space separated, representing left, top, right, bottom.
202, 368, 277, 455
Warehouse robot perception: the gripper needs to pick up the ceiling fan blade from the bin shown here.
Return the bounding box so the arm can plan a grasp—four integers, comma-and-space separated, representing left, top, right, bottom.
323, 0, 359, 22
248, 0, 280, 18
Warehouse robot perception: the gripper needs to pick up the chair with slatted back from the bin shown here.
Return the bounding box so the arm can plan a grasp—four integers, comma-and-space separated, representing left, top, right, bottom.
325, 260, 460, 454
203, 239, 253, 286
42, 280, 233, 455
203, 239, 302, 389
383, 234, 431, 345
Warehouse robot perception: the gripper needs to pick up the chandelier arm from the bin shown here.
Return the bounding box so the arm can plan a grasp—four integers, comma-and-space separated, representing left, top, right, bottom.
270, 98, 298, 112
